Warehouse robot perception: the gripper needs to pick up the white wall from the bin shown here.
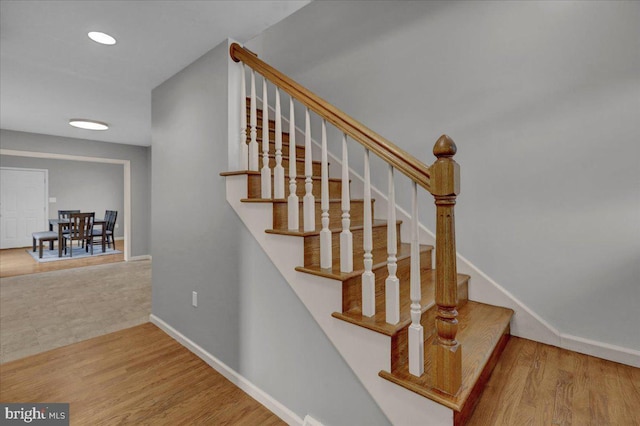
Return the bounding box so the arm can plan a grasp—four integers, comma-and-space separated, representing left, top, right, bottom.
151, 40, 389, 425
246, 1, 640, 350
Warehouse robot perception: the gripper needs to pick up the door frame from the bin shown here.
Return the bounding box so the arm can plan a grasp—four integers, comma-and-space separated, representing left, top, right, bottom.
0, 149, 131, 261
0, 167, 49, 248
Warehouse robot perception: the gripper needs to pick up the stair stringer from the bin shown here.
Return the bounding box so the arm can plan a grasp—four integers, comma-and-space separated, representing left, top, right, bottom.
226, 174, 454, 426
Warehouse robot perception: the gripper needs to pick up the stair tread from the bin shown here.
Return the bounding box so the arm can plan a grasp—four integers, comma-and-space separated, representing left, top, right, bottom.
379, 301, 513, 412
265, 219, 398, 237
332, 270, 469, 336
295, 242, 432, 281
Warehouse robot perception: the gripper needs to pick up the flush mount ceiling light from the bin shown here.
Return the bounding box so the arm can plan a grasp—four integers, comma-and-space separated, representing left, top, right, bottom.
88, 31, 116, 45
69, 119, 109, 131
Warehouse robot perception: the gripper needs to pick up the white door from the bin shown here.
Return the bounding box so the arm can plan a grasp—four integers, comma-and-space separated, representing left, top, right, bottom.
0, 168, 48, 249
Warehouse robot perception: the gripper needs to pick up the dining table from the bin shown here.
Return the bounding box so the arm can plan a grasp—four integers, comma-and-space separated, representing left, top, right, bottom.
49, 218, 107, 257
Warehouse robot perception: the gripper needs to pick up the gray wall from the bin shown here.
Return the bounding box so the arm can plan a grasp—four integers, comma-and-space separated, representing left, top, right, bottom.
0, 155, 124, 238
151, 40, 389, 425
0, 129, 150, 256
246, 1, 640, 350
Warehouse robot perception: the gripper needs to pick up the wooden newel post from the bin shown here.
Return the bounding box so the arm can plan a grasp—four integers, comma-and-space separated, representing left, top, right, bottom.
430, 135, 462, 395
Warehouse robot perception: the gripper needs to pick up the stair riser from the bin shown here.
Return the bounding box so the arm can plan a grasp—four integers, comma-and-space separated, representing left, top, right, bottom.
250, 128, 291, 143
266, 141, 305, 158
247, 175, 342, 199
259, 157, 320, 176
245, 109, 286, 132
341, 250, 432, 313
390, 279, 469, 373
272, 200, 373, 230
303, 223, 402, 268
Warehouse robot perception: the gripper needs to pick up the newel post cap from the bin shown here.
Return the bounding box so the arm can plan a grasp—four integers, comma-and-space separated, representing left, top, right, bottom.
430, 135, 460, 196
433, 135, 457, 158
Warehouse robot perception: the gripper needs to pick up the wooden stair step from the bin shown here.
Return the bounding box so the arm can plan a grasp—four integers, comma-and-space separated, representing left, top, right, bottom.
379, 301, 514, 424
295, 242, 429, 281
265, 141, 305, 158
331, 269, 468, 337
267, 198, 374, 230
253, 119, 278, 131
240, 197, 370, 229
247, 173, 343, 199
267, 220, 401, 267
259, 154, 321, 176
252, 127, 291, 142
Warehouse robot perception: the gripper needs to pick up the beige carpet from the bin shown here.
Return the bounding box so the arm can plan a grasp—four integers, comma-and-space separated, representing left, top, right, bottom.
0, 260, 151, 364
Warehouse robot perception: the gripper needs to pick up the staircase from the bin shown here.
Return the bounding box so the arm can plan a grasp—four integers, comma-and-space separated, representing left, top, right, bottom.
222, 43, 514, 425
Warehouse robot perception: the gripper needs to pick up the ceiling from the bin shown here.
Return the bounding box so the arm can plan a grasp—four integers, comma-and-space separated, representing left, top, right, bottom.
0, 0, 311, 147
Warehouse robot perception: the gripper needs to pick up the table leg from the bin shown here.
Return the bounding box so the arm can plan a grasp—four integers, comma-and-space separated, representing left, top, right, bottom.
58, 225, 63, 257
102, 227, 106, 252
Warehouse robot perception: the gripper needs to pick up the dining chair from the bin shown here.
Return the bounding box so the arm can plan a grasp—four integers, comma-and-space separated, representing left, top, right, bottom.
91, 210, 117, 249
63, 212, 95, 257
58, 209, 81, 245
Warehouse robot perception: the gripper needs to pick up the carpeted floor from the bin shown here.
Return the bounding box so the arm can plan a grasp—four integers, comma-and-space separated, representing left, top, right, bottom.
0, 260, 151, 364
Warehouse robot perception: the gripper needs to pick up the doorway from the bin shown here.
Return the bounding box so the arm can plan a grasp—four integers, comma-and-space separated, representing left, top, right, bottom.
0, 149, 131, 261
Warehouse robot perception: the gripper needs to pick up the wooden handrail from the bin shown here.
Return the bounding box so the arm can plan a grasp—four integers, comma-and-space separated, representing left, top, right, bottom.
230, 43, 431, 191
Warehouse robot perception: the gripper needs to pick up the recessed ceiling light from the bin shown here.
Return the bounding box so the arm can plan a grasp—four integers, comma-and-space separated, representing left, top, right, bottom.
88, 31, 116, 45
69, 119, 109, 131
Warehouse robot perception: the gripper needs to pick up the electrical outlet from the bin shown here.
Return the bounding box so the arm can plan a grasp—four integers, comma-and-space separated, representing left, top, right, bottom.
115, 223, 119, 229
192, 291, 198, 307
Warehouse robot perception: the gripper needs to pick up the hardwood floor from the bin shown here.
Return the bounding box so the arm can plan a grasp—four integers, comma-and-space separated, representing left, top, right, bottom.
2, 242, 637, 425
467, 336, 640, 425
0, 239, 125, 278
0, 323, 285, 425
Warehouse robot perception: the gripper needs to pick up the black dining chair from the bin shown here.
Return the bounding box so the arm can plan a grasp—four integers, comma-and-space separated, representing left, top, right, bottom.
63, 212, 95, 257
57, 209, 80, 245
91, 210, 117, 249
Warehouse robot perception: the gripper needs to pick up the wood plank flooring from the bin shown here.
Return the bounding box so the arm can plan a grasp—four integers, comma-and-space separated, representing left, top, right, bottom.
0, 323, 284, 426
0, 240, 125, 278
467, 336, 640, 425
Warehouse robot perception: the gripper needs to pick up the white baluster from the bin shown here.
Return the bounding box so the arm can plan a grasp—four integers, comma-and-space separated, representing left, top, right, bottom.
320, 120, 332, 269
239, 64, 248, 170
386, 165, 399, 325
249, 70, 258, 171
409, 181, 424, 376
340, 134, 353, 273
287, 96, 299, 230
303, 108, 315, 232
261, 77, 271, 198
274, 88, 285, 199
362, 148, 375, 317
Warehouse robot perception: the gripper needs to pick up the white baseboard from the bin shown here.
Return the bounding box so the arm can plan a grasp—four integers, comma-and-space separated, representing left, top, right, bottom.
150, 314, 304, 425
128, 254, 152, 261
560, 332, 640, 368
303, 415, 324, 426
